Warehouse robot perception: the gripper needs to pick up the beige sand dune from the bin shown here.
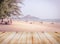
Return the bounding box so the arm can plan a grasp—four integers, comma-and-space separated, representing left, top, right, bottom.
0, 20, 60, 32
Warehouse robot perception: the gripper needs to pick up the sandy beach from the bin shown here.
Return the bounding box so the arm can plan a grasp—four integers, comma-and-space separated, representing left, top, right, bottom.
0, 20, 60, 32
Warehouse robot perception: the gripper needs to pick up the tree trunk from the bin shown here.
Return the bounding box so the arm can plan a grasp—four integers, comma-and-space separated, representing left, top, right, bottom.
1, 18, 3, 22
10, 19, 12, 24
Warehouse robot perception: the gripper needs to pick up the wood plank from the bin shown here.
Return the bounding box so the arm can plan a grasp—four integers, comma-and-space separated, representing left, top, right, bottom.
18, 32, 26, 44
38, 32, 51, 44
48, 32, 60, 43
1, 32, 16, 44
0, 32, 60, 44
0, 32, 11, 43
44, 32, 59, 44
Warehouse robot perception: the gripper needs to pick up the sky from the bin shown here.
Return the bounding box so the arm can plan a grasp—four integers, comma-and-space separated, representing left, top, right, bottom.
20, 0, 60, 19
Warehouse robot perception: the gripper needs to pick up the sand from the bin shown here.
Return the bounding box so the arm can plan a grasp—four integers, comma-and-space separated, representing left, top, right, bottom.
0, 20, 60, 32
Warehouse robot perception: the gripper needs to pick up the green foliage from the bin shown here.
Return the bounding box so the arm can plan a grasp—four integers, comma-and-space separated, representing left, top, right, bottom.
0, 0, 22, 18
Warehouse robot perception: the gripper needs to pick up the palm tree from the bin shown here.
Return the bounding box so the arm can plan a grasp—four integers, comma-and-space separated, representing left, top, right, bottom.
0, 0, 22, 23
